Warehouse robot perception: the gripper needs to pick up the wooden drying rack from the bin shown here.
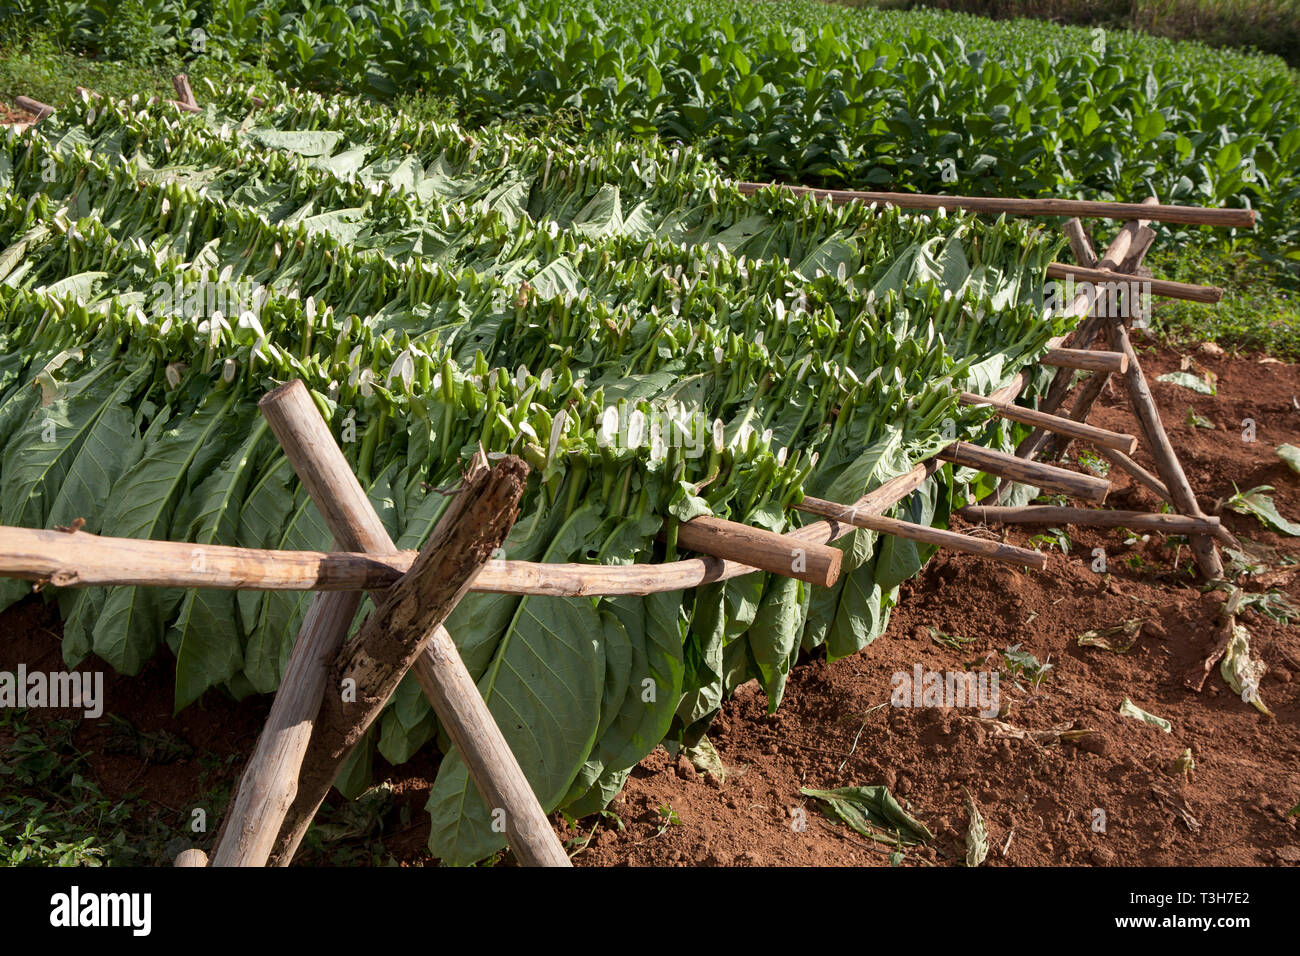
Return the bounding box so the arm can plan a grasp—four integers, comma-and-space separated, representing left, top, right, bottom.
1, 83, 1245, 867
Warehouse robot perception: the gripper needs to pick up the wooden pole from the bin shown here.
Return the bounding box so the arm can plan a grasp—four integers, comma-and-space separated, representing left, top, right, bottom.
959, 391, 1139, 453
674, 514, 840, 586
14, 96, 53, 120
957, 505, 1221, 535
1105, 314, 1224, 578
1044, 263, 1222, 303
733, 181, 1256, 228
796, 497, 1047, 570
258, 382, 569, 867
935, 443, 1110, 502
172, 74, 198, 109
1094, 446, 1172, 504
174, 849, 209, 867
211, 589, 362, 867
1062, 218, 1099, 269
1042, 347, 1127, 373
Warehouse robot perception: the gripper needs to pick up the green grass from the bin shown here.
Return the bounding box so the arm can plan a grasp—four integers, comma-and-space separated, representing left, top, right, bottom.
0, 30, 279, 113
0, 710, 187, 865
1146, 245, 1300, 360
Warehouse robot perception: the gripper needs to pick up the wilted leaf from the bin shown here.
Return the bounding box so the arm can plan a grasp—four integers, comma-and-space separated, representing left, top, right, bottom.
963, 788, 988, 867
1119, 697, 1172, 733
1278, 444, 1300, 476
1186, 406, 1214, 429
1077, 619, 1144, 652
1226, 485, 1300, 536
1220, 622, 1273, 717
801, 785, 934, 845
1156, 371, 1215, 395
684, 735, 725, 782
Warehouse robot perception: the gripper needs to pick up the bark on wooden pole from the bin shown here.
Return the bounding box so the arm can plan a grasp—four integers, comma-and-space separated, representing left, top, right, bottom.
957, 505, 1221, 535
674, 514, 840, 586
796, 496, 1048, 569
959, 391, 1139, 453
1043, 262, 1222, 303
172, 74, 198, 109
1042, 346, 1127, 373
1062, 218, 1099, 269
935, 442, 1110, 502
258, 381, 569, 867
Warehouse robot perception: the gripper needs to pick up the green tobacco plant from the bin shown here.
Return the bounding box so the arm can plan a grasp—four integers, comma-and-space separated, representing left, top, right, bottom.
0, 82, 1075, 864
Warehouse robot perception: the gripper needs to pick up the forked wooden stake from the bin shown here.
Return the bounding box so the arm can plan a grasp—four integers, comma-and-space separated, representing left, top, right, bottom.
265, 451, 550, 865
257, 381, 568, 867
172, 74, 198, 110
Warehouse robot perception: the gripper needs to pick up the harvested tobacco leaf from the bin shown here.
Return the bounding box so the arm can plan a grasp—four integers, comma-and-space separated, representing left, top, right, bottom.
801, 785, 934, 846
1119, 697, 1172, 733
961, 715, 1091, 745
963, 788, 989, 867
1220, 623, 1274, 717
1077, 619, 1144, 653
684, 736, 725, 783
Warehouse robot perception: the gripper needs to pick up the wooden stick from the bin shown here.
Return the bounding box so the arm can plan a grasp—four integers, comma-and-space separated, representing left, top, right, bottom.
1093, 446, 1172, 504
675, 514, 840, 587
1044, 262, 1223, 303
269, 455, 551, 866
258, 382, 568, 867
733, 181, 1256, 228
172, 74, 198, 109
14, 96, 53, 120
935, 443, 1109, 502
1042, 347, 1127, 373
1049, 369, 1112, 461
959, 391, 1138, 453
174, 849, 209, 867
1117, 226, 1157, 274
1105, 314, 1224, 579
211, 590, 362, 867
1003, 211, 1157, 475
797, 497, 1048, 570
1062, 218, 1099, 268
957, 505, 1221, 534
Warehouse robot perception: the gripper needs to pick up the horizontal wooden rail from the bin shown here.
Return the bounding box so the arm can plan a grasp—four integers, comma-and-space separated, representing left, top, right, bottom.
1044, 262, 1223, 304
1042, 347, 1127, 374
674, 515, 841, 587
734, 181, 1256, 228
960, 391, 1139, 454
935, 442, 1109, 502
796, 497, 1047, 570
958, 505, 1221, 535
14, 95, 53, 119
